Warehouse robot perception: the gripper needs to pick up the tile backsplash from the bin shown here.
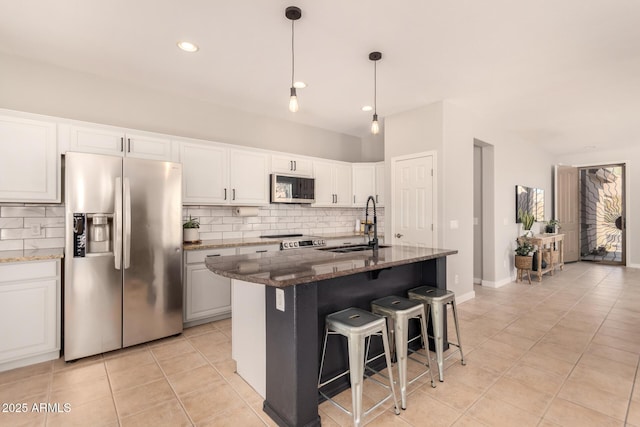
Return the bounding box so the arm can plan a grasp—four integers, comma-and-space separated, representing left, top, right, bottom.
0, 204, 65, 251
0, 203, 384, 251
183, 204, 385, 241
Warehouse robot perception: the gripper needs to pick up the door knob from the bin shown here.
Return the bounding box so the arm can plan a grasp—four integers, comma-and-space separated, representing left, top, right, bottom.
395, 233, 403, 238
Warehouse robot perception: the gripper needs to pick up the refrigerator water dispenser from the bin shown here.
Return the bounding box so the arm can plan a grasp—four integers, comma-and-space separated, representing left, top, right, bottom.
88, 214, 112, 253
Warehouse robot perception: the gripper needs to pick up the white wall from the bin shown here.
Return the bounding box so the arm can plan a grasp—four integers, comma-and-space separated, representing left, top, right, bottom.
385, 101, 555, 297
557, 147, 637, 267
0, 53, 365, 162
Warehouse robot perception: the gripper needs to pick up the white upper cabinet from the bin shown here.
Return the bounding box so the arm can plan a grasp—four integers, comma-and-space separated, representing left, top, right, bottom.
313, 160, 352, 207
229, 149, 270, 205
0, 112, 59, 202
352, 162, 385, 207
65, 123, 172, 161
352, 163, 376, 206
180, 141, 229, 204
179, 140, 269, 206
375, 162, 385, 207
271, 154, 313, 176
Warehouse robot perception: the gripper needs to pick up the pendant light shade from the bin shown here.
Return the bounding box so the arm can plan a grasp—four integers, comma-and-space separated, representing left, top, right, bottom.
286, 6, 302, 112
369, 51, 382, 134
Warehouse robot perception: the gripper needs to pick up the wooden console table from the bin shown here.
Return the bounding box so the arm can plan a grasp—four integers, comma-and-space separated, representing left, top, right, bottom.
530, 233, 564, 282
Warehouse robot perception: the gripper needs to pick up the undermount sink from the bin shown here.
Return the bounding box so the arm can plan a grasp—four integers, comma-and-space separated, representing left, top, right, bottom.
319, 244, 389, 253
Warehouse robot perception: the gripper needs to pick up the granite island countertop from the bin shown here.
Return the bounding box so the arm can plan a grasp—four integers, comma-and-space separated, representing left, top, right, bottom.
205, 244, 457, 288
0, 248, 64, 263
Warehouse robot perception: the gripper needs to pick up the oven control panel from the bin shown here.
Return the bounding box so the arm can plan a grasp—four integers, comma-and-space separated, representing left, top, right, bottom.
280, 239, 326, 250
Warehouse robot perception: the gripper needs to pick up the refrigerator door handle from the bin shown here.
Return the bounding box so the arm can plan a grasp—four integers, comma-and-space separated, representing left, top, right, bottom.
114, 177, 122, 270
123, 177, 132, 269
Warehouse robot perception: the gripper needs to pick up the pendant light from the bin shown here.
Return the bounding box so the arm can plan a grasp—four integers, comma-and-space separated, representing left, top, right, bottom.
369, 51, 382, 134
286, 6, 302, 112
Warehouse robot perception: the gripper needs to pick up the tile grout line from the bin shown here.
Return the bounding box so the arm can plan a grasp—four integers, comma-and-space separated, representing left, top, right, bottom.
622, 314, 640, 426
535, 266, 629, 425
451, 267, 607, 425
147, 343, 196, 427
182, 322, 270, 426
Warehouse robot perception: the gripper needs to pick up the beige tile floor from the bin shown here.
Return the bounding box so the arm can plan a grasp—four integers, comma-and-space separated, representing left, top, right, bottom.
1, 262, 640, 426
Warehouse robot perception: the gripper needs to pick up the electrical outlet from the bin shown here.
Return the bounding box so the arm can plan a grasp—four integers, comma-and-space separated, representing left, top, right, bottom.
276, 288, 285, 312
30, 224, 41, 236
455, 274, 459, 284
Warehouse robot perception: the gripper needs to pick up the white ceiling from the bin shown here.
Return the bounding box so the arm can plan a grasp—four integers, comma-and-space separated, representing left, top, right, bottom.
1, 0, 639, 155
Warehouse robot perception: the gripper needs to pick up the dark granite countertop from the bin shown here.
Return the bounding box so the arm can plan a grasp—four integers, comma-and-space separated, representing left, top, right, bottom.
205, 244, 457, 288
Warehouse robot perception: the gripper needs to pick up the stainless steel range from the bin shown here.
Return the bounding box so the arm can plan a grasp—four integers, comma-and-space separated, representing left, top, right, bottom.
261, 233, 326, 250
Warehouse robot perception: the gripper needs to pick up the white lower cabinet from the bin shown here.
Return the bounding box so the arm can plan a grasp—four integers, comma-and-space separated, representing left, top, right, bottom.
184, 248, 236, 326
0, 260, 61, 372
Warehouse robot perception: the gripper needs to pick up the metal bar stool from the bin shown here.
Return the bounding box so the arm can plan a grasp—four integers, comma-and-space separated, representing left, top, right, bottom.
371, 295, 436, 410
408, 286, 466, 381
318, 307, 400, 427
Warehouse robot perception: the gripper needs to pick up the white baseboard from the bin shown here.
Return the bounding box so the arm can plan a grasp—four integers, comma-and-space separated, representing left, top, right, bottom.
473, 277, 482, 285
455, 290, 476, 304
480, 276, 514, 288
628, 263, 640, 269
0, 350, 59, 373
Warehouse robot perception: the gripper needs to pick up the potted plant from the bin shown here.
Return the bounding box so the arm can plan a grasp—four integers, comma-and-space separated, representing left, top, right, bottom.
183, 215, 200, 243
518, 209, 535, 237
515, 236, 534, 283
545, 219, 560, 234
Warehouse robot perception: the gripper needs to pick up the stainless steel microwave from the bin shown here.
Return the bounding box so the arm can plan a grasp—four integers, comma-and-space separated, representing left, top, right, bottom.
270, 174, 315, 204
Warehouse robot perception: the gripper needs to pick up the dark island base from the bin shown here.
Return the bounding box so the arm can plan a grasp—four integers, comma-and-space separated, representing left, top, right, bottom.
263, 257, 448, 427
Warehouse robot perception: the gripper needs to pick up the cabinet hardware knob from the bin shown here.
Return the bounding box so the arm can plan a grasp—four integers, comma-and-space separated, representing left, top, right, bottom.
395, 233, 403, 238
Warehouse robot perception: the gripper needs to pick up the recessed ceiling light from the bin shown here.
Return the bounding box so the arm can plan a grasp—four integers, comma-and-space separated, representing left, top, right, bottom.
177, 41, 199, 53
362, 106, 373, 112
293, 81, 307, 89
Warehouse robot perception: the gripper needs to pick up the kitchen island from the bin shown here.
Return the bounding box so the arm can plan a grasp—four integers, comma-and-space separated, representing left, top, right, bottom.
205, 244, 457, 427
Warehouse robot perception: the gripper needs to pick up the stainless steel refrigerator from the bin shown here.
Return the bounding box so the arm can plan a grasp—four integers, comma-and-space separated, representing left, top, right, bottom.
64, 152, 183, 361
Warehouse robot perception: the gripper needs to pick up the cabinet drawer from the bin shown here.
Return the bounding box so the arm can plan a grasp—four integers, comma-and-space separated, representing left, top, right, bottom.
236, 244, 280, 255
185, 248, 236, 264
0, 260, 58, 283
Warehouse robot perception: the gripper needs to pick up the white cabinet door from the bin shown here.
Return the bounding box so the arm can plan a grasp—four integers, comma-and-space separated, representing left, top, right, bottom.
352, 163, 376, 206
313, 160, 335, 206
0, 114, 59, 202
375, 162, 385, 207
184, 248, 236, 323
333, 162, 353, 207
68, 124, 172, 160
180, 141, 229, 204
271, 154, 313, 176
0, 260, 60, 368
69, 124, 125, 156
313, 160, 353, 207
184, 264, 232, 322
229, 149, 269, 205
124, 132, 172, 161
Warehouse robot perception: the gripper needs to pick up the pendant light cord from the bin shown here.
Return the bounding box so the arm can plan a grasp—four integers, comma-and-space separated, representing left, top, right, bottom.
291, 20, 295, 86
373, 60, 377, 114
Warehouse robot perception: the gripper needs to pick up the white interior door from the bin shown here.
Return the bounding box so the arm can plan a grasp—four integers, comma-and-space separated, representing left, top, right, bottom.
392, 153, 435, 246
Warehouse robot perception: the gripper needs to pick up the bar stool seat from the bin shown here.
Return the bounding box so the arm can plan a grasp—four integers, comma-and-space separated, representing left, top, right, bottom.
371, 295, 436, 410
318, 307, 400, 427
408, 286, 466, 382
